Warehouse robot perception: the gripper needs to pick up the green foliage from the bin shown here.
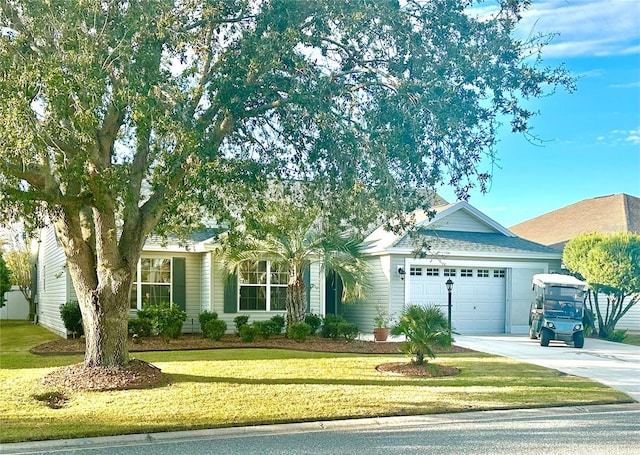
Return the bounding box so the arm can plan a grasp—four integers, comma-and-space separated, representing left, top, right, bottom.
128, 318, 152, 338
304, 313, 323, 334
607, 329, 628, 343
391, 304, 451, 365
137, 302, 187, 341
203, 319, 228, 341
563, 232, 640, 337
239, 324, 257, 342
233, 315, 250, 335
198, 311, 219, 332
0, 253, 11, 308
270, 314, 286, 333
582, 309, 596, 337
287, 322, 312, 342
320, 315, 359, 340
59, 301, 84, 337
253, 320, 282, 339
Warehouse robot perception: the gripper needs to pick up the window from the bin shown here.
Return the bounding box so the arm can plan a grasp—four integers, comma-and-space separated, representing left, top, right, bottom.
410, 266, 422, 276
443, 268, 456, 277
130, 258, 172, 309
425, 268, 439, 276
477, 269, 490, 278
493, 269, 506, 278
460, 269, 473, 277
238, 261, 288, 311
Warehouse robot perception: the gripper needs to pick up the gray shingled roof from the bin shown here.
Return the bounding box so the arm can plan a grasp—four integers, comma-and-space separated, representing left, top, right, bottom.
395, 229, 559, 255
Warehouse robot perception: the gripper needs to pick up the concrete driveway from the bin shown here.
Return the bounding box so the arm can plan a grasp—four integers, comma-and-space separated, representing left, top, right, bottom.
454, 335, 640, 402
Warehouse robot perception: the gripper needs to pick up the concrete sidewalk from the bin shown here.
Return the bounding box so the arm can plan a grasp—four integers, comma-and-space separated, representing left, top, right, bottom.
454, 335, 640, 402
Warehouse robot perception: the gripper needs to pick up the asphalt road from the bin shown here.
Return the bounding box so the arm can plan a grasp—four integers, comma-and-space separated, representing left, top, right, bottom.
3, 404, 639, 455
454, 335, 640, 402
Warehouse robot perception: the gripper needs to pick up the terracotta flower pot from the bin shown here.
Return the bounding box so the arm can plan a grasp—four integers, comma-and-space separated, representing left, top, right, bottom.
373, 327, 389, 342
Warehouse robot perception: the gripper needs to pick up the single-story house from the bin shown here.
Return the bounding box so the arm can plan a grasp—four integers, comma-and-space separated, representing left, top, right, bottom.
509, 193, 640, 331
34, 198, 563, 337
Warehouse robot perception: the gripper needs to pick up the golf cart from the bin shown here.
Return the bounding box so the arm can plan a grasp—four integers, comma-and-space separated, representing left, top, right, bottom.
529, 273, 588, 348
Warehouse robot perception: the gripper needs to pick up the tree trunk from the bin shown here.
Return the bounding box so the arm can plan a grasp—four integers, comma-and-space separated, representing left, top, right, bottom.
67, 261, 135, 367
286, 267, 306, 327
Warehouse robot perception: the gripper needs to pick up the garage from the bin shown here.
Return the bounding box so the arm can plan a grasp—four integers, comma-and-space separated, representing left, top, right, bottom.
406, 265, 506, 334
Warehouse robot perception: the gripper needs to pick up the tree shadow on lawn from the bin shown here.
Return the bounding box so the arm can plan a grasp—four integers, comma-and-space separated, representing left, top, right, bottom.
166, 372, 455, 388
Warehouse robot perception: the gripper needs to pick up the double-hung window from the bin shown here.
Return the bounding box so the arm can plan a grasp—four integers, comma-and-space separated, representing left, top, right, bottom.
130, 258, 172, 309
238, 261, 288, 311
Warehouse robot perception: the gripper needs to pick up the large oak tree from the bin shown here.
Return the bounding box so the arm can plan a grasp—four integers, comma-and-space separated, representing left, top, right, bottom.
0, 0, 573, 367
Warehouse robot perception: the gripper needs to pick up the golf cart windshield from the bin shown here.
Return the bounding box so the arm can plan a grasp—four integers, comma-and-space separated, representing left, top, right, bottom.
543, 299, 583, 319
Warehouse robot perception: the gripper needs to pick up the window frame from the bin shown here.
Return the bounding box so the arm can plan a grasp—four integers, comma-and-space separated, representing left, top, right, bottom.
130, 257, 173, 310
238, 260, 288, 312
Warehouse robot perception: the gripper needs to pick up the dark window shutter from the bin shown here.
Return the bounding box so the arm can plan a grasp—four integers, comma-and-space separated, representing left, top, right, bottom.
303, 265, 311, 313
223, 273, 238, 313
172, 257, 186, 311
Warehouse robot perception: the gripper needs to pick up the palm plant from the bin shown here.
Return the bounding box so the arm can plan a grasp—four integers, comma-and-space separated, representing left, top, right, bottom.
216, 202, 368, 327
390, 304, 451, 365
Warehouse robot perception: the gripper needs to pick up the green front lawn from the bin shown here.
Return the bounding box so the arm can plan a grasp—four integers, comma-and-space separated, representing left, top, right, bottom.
0, 321, 632, 443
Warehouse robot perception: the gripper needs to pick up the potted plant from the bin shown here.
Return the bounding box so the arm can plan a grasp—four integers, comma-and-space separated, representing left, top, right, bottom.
373, 305, 390, 342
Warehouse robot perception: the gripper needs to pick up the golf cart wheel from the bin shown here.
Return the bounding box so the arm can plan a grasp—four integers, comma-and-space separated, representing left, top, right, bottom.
540, 329, 551, 347
573, 332, 584, 349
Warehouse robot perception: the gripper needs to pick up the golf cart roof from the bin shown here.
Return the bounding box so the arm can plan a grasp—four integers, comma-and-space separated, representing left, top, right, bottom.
532, 273, 588, 290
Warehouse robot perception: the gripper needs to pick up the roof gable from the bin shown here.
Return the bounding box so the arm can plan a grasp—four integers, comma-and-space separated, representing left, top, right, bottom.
362, 200, 516, 254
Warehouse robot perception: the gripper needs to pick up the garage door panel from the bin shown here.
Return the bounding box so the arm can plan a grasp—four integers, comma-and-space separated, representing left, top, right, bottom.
407, 267, 505, 334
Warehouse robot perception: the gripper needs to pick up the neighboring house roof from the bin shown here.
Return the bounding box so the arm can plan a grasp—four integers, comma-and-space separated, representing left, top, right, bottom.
509, 193, 640, 250
362, 200, 558, 258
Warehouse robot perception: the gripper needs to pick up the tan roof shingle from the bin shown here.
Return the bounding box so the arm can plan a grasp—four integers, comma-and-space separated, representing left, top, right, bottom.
509, 193, 640, 250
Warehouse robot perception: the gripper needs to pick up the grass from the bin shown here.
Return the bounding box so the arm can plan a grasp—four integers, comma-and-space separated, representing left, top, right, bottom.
622, 331, 640, 346
0, 321, 633, 443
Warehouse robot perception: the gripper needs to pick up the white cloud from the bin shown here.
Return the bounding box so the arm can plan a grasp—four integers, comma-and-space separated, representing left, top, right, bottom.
516, 0, 640, 58
625, 127, 640, 145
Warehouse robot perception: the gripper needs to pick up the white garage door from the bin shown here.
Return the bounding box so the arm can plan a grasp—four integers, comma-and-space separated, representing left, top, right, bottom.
407, 266, 506, 334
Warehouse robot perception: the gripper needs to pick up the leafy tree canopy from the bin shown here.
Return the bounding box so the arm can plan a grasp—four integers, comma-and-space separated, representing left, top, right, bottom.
563, 232, 640, 338
0, 0, 574, 367
0, 252, 12, 307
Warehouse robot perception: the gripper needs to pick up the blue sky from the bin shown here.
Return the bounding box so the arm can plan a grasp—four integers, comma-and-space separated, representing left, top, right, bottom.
439, 0, 640, 228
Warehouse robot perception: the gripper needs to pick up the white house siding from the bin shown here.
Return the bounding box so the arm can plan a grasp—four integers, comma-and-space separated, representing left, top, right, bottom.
36, 226, 70, 337
200, 253, 212, 315
594, 293, 640, 332
308, 261, 323, 315
429, 211, 497, 233
1, 286, 29, 320
509, 266, 547, 334
340, 255, 391, 332
618, 301, 640, 331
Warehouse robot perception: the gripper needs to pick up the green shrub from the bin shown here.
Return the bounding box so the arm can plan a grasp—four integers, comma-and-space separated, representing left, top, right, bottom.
254, 320, 282, 339
138, 301, 187, 341
304, 313, 322, 334
391, 304, 451, 365
198, 311, 219, 333
203, 319, 228, 341
321, 315, 346, 339
233, 314, 250, 335
338, 322, 359, 341
128, 318, 152, 337
59, 301, 84, 337
287, 322, 312, 342
607, 329, 627, 343
239, 323, 257, 342
269, 314, 286, 333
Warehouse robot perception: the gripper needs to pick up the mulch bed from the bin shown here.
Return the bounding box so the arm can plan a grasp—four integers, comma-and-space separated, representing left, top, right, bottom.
35, 334, 471, 392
